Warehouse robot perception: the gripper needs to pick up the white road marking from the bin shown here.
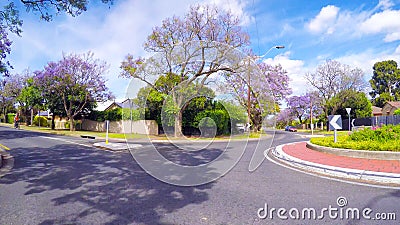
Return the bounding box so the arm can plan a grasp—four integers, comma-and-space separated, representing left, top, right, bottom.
264, 148, 400, 190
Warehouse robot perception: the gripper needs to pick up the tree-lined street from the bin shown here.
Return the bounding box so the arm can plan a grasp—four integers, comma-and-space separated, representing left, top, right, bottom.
1, 126, 399, 224
1, 1, 400, 224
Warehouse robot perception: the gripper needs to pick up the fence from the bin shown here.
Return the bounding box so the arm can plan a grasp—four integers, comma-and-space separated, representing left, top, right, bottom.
339, 115, 400, 130
81, 119, 158, 135
371, 115, 400, 127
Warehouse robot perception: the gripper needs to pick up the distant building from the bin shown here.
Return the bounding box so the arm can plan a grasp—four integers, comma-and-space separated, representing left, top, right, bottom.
102, 99, 137, 111
104, 102, 124, 111
381, 101, 400, 116
371, 106, 383, 117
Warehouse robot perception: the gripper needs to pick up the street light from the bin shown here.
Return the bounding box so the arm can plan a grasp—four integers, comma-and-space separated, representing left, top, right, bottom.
247, 45, 285, 132
257, 45, 285, 59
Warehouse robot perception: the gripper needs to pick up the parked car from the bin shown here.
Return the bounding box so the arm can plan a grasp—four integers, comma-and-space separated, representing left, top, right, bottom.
236, 123, 245, 133
284, 126, 297, 132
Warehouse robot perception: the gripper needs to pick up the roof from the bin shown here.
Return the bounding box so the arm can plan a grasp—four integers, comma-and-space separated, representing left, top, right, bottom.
385, 101, 400, 108
371, 106, 382, 115
104, 102, 123, 111
97, 99, 139, 111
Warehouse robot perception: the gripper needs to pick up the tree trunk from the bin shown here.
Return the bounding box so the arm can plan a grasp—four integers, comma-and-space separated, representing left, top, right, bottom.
70, 117, 75, 131
173, 111, 183, 137
251, 110, 262, 132
51, 114, 55, 130
298, 116, 303, 125
67, 111, 75, 131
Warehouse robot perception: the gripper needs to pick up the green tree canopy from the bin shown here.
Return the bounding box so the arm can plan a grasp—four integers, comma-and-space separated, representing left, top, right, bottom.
369, 60, 400, 107
328, 90, 371, 119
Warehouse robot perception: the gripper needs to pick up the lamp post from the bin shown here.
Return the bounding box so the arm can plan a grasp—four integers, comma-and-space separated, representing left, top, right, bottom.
129, 98, 133, 133
247, 45, 285, 132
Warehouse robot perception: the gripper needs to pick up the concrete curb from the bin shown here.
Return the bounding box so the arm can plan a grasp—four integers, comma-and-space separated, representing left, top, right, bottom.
306, 141, 400, 160
267, 142, 400, 185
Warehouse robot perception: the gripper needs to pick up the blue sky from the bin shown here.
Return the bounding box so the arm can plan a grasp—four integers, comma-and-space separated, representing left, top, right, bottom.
7, 0, 400, 101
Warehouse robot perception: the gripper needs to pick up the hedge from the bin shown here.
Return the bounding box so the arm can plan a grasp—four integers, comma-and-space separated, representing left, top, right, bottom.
7, 113, 16, 124
33, 116, 49, 127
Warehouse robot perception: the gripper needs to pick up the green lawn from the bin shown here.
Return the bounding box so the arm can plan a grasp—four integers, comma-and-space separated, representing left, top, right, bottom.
0, 123, 148, 140
1, 122, 266, 141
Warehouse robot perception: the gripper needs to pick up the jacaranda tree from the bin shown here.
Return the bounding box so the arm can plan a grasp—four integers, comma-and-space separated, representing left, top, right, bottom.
224, 62, 291, 131
35, 52, 112, 131
121, 4, 250, 137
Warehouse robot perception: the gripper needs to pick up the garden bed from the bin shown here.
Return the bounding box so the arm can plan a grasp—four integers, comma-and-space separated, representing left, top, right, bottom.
310, 125, 400, 152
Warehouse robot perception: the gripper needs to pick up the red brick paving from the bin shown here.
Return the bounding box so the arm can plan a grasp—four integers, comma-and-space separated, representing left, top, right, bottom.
282, 142, 400, 174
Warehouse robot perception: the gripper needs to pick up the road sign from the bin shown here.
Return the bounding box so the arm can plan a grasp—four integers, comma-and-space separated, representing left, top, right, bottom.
351, 119, 355, 127
346, 108, 351, 114
328, 115, 342, 130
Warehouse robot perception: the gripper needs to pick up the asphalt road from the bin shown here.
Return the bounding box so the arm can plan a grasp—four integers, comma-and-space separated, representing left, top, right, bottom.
0, 126, 399, 225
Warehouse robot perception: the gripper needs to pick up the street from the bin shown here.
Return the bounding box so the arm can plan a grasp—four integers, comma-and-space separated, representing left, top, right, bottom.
0, 126, 399, 224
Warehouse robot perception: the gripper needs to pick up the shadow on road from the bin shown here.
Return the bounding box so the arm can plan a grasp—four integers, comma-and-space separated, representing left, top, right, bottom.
0, 142, 221, 224
0, 128, 52, 140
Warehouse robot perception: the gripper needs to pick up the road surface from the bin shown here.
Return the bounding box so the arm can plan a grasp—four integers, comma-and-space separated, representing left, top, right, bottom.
0, 126, 398, 224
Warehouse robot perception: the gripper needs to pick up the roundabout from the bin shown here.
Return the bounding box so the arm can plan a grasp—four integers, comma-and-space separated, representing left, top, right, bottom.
267, 141, 400, 188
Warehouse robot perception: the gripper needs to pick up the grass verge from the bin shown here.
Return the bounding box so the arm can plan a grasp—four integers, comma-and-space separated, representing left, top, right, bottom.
1, 123, 265, 141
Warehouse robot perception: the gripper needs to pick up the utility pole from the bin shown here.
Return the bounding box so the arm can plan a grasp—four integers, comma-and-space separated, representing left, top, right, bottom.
246, 45, 284, 133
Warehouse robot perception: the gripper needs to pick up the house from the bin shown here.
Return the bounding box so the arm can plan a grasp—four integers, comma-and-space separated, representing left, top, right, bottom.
98, 99, 138, 112
381, 101, 400, 116
104, 102, 124, 111
371, 106, 383, 117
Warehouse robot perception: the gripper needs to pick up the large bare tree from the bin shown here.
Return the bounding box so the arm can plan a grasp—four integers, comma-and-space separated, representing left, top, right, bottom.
121, 4, 250, 137
305, 60, 367, 118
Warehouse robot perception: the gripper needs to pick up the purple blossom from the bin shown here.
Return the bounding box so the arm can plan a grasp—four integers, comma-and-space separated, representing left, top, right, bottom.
35, 52, 113, 131
0, 26, 13, 76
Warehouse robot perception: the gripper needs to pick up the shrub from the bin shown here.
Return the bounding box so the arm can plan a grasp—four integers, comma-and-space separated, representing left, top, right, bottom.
104, 108, 122, 121
310, 124, 400, 151
122, 108, 142, 121
65, 120, 82, 130
87, 108, 122, 122
349, 125, 400, 142
194, 109, 230, 135
7, 113, 15, 124
33, 116, 49, 127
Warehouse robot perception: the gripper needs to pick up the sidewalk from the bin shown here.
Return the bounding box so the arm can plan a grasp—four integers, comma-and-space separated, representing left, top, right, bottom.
270, 142, 400, 186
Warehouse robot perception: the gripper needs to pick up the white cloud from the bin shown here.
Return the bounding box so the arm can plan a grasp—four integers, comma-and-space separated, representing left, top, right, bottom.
9, 0, 254, 99
360, 10, 400, 42
305, 2, 400, 43
396, 45, 400, 54
205, 0, 253, 25
263, 52, 309, 96
307, 5, 340, 34
384, 32, 400, 42
335, 48, 400, 83
10, 0, 199, 99
377, 0, 394, 10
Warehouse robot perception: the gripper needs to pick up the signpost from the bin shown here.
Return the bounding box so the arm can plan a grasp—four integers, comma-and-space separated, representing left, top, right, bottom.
105, 120, 110, 144
329, 115, 342, 143
346, 108, 351, 131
